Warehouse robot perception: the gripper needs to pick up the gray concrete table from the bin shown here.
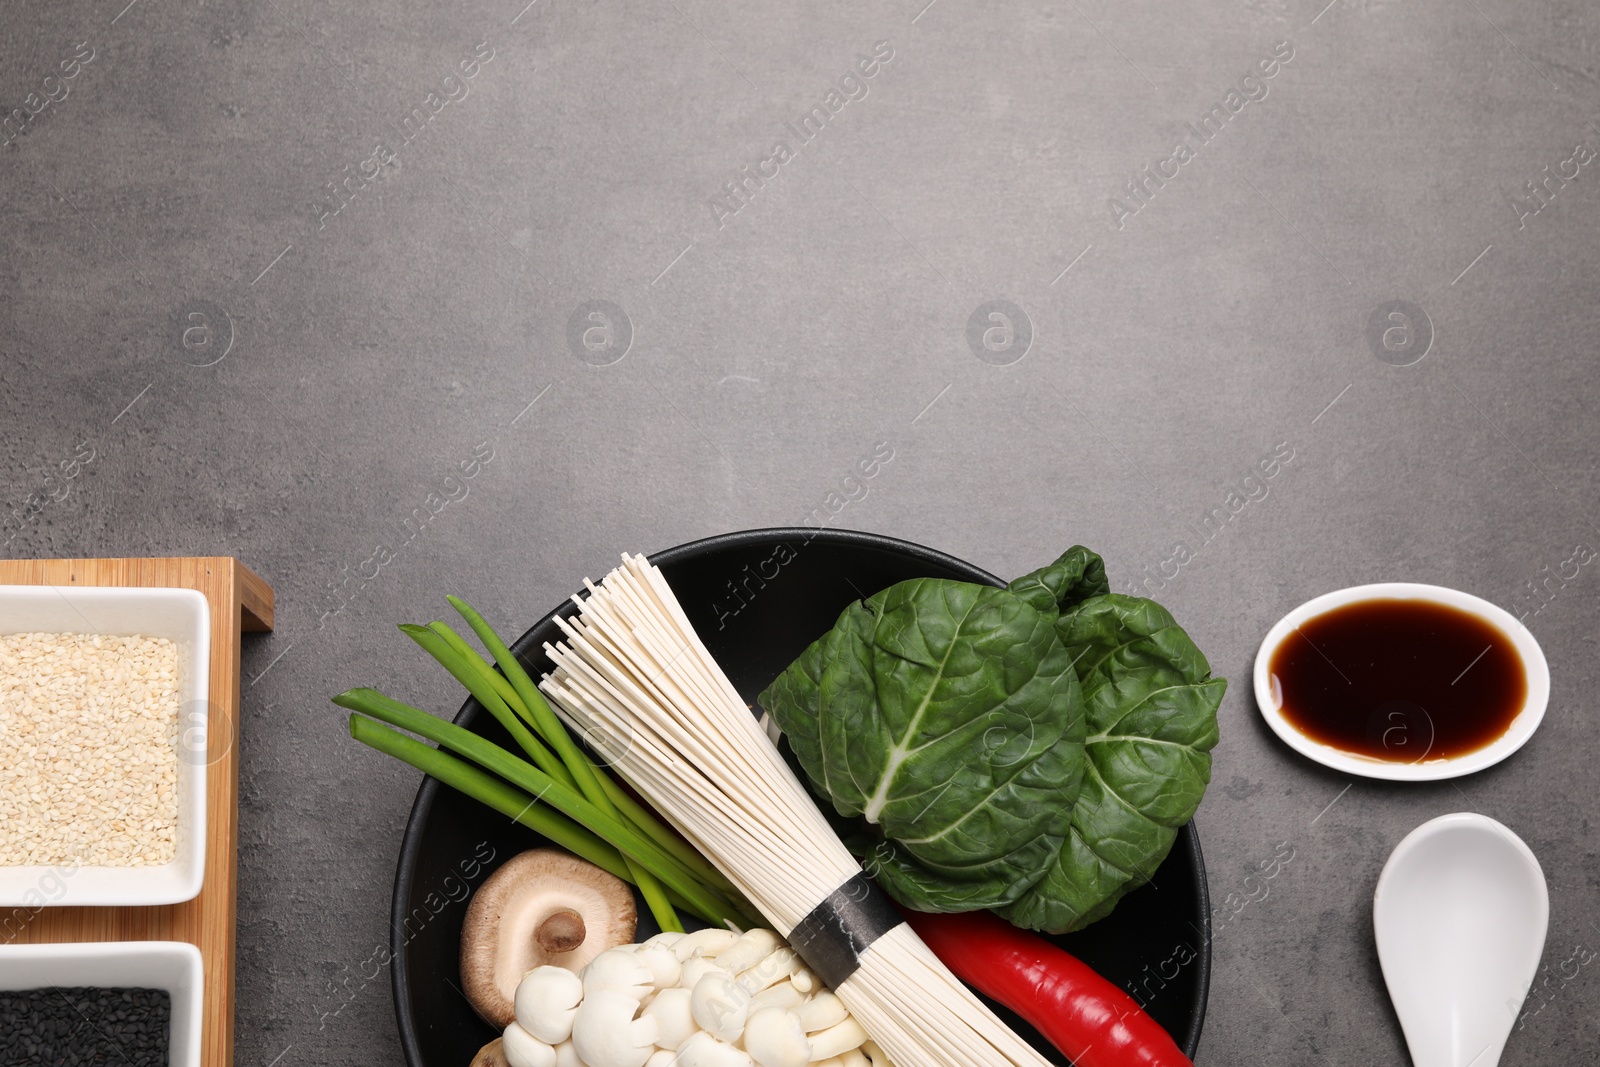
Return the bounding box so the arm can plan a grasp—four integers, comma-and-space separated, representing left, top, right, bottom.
3, 0, 1597, 1063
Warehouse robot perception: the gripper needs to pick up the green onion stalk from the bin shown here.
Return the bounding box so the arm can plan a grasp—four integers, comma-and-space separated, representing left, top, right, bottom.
336, 597, 754, 933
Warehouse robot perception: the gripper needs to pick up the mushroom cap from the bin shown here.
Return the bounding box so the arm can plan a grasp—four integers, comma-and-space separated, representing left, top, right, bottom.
470, 1038, 511, 1067
641, 930, 685, 952
671, 928, 739, 962
715, 929, 782, 976
631, 946, 682, 988
461, 849, 638, 1027
690, 969, 751, 1043
502, 1022, 558, 1067
641, 986, 697, 1049
675, 1031, 754, 1067
743, 1006, 810, 1067
515, 966, 584, 1044
793, 991, 846, 1033
582, 948, 657, 999
747, 981, 804, 1014
571, 988, 659, 1067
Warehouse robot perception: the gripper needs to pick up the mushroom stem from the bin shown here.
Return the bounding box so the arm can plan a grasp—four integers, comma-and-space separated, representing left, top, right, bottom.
807, 1018, 869, 1061
537, 909, 589, 954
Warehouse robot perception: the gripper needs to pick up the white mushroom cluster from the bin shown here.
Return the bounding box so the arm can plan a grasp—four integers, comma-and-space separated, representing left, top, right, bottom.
496, 927, 894, 1067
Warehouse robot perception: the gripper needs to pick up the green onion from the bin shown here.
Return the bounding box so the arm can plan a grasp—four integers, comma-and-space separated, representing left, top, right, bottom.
339, 596, 760, 932
593, 768, 736, 895
443, 598, 736, 896
336, 687, 749, 929
413, 618, 676, 930
348, 715, 632, 882
397, 624, 575, 792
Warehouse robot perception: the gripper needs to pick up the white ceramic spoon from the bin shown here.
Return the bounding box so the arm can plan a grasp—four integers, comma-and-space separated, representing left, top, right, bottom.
1374, 813, 1548, 1067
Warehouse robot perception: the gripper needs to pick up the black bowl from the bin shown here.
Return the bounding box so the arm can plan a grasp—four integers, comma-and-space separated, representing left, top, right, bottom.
391, 528, 1211, 1065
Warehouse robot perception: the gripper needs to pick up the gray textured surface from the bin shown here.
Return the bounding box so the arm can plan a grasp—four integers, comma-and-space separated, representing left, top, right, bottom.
3, 0, 1599, 1062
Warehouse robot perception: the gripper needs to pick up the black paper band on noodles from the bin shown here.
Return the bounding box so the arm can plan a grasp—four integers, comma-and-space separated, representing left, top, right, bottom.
787, 872, 904, 989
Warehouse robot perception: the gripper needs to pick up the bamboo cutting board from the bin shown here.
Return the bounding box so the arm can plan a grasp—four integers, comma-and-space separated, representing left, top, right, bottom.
0, 557, 274, 1067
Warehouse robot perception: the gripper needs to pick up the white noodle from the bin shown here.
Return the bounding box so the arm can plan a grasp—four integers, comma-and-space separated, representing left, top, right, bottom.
539, 554, 1056, 1067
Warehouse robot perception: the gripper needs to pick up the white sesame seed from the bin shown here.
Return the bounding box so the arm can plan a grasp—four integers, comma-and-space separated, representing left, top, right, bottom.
0, 632, 181, 867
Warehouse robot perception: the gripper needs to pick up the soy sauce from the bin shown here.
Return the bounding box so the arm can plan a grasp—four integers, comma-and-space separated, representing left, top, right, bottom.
1268, 599, 1527, 762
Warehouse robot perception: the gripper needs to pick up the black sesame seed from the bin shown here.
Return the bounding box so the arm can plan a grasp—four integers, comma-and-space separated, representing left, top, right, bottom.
0, 987, 170, 1066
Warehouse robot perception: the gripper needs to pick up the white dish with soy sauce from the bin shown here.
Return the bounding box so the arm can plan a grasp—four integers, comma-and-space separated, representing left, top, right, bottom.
1253, 583, 1549, 781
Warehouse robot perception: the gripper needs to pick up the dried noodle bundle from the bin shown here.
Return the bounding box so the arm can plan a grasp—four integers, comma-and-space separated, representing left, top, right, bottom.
539, 554, 1055, 1067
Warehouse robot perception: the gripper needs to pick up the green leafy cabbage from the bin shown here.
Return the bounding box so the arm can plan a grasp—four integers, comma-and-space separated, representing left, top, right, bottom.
760, 547, 1224, 933
999, 594, 1224, 931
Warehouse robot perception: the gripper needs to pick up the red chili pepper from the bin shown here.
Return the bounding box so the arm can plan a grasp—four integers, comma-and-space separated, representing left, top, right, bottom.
900, 908, 1193, 1067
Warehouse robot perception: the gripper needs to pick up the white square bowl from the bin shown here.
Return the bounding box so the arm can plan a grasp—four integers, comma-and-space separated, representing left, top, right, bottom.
0, 585, 210, 906
0, 940, 203, 1067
